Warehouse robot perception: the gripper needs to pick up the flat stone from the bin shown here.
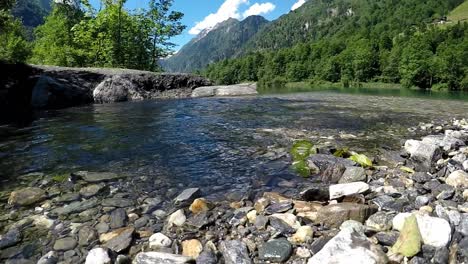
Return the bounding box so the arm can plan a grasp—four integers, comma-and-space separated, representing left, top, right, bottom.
85, 248, 111, 264
80, 184, 105, 198
329, 182, 369, 199
110, 208, 128, 229
174, 188, 201, 206
392, 213, 451, 247
259, 239, 292, 263
101, 198, 134, 208
265, 202, 292, 214
133, 252, 194, 264
53, 237, 77, 251
51, 198, 98, 215
74, 171, 124, 182
0, 229, 21, 249
220, 240, 252, 264
8, 187, 46, 206
316, 203, 378, 228
54, 193, 80, 203
103, 227, 134, 253
307, 229, 388, 264
339, 166, 367, 183
192, 83, 257, 98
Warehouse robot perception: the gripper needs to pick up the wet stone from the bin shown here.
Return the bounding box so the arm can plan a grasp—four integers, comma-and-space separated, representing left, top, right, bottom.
37, 251, 58, 264
134, 216, 149, 229
54, 193, 80, 203
96, 222, 110, 234
80, 184, 105, 198
104, 227, 134, 253
110, 208, 128, 229
78, 226, 98, 246
101, 198, 134, 208
265, 202, 292, 214
259, 239, 292, 263
53, 237, 77, 251
0, 229, 21, 249
51, 198, 98, 215
74, 171, 124, 183
8, 187, 47, 206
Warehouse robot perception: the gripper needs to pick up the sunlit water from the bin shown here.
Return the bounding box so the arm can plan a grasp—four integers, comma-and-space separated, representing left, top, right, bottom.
1, 89, 468, 197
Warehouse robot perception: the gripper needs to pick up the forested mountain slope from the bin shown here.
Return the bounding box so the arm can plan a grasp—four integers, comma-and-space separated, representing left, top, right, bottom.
161, 15, 269, 73
12, 0, 51, 29
205, 0, 468, 91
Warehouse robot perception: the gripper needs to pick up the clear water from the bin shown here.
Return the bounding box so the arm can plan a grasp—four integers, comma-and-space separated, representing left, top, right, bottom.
1, 89, 468, 196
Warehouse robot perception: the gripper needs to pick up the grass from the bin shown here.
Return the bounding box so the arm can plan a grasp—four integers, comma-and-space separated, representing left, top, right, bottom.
448, 0, 468, 24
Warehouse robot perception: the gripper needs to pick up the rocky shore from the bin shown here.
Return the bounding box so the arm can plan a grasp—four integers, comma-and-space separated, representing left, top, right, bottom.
0, 64, 211, 124
1, 119, 468, 264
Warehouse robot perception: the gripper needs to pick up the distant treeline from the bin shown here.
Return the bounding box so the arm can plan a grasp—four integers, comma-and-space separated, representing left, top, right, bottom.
0, 0, 184, 72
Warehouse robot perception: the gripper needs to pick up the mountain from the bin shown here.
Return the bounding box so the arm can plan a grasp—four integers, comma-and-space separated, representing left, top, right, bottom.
161, 15, 269, 73
12, 0, 52, 29
242, 0, 466, 52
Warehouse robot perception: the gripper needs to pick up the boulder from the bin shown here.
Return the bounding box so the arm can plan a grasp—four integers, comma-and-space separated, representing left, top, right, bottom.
8, 187, 46, 206
133, 252, 194, 264
220, 240, 252, 264
392, 213, 451, 247
404, 140, 442, 171
192, 83, 257, 98
316, 203, 378, 228
307, 229, 388, 264
329, 182, 369, 200
93, 75, 141, 103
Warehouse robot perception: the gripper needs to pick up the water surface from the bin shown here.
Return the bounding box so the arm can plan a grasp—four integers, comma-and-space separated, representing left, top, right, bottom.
1, 90, 468, 196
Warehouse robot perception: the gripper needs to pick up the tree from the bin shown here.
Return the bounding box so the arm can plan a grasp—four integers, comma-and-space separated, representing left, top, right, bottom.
399, 36, 436, 89
146, 0, 185, 71
0, 0, 31, 63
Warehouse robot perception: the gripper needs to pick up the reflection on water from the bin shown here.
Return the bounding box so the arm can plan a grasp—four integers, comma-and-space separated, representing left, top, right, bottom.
259, 85, 468, 101
0, 91, 467, 193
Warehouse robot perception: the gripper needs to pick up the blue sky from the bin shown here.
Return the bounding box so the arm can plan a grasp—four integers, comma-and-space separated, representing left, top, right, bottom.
89, 0, 307, 50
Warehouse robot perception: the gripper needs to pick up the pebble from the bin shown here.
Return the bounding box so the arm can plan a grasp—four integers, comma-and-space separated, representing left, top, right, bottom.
220, 240, 252, 264
149, 233, 172, 248
110, 208, 128, 229
365, 211, 394, 231
290, 226, 313, 244
37, 251, 58, 264
133, 252, 194, 264
167, 209, 186, 227
181, 239, 203, 258
445, 170, 468, 188
189, 198, 212, 214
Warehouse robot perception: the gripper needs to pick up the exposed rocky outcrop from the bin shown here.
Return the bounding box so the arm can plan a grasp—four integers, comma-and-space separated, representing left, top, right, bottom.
192, 83, 257, 98
0, 63, 211, 124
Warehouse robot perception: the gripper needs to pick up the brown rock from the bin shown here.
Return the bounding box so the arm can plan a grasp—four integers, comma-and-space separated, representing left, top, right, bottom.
189, 198, 213, 214
263, 192, 291, 203
8, 187, 46, 206
254, 198, 270, 213
316, 203, 378, 228
293, 200, 323, 213
182, 239, 203, 258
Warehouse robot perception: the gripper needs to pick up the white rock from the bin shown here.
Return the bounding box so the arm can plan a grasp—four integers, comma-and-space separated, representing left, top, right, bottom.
133, 252, 193, 264
329, 182, 369, 199
85, 248, 111, 264
290, 226, 313, 244
30, 215, 55, 229
307, 229, 388, 264
446, 170, 468, 188
167, 209, 186, 227
271, 213, 301, 230
392, 213, 451, 247
463, 160, 468, 171
149, 233, 172, 248
246, 210, 257, 224
296, 247, 311, 258
340, 220, 365, 233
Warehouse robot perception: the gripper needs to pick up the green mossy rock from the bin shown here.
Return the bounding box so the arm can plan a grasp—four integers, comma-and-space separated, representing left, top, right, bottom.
290, 140, 314, 161
291, 160, 310, 178
349, 153, 373, 168
392, 214, 421, 257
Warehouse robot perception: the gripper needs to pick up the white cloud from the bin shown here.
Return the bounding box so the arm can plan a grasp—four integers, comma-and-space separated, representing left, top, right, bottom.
189, 0, 248, 35
291, 0, 307, 10
242, 2, 276, 18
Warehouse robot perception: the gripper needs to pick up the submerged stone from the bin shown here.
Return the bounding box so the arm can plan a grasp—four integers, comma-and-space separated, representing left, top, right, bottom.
8, 187, 46, 206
